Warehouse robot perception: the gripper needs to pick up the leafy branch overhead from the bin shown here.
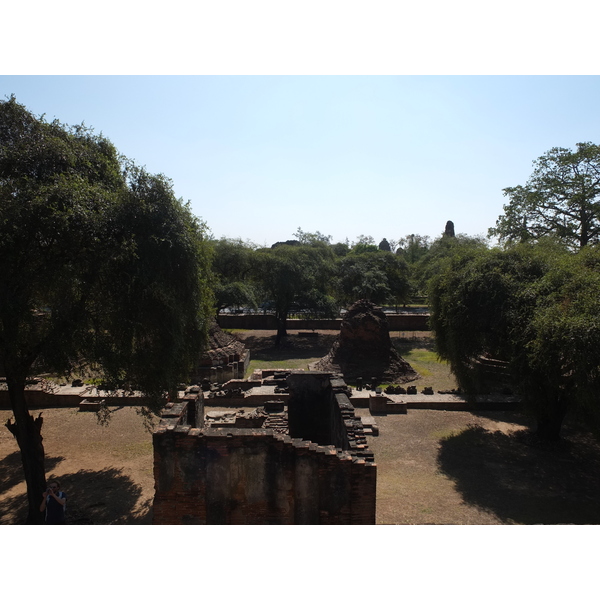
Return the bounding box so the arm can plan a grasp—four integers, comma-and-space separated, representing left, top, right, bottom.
0, 96, 213, 522
490, 142, 600, 249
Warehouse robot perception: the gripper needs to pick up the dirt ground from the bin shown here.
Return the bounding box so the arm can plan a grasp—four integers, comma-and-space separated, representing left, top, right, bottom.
0, 406, 156, 524
3, 329, 600, 525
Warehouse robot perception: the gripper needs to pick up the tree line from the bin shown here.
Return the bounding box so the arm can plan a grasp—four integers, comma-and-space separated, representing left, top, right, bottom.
209, 225, 477, 339
3, 95, 600, 521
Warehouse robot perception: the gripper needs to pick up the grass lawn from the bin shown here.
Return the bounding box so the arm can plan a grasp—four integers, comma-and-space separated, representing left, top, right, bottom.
238, 328, 457, 390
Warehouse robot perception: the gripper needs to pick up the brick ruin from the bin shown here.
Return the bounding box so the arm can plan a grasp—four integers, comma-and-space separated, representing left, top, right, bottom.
314, 299, 419, 384
191, 320, 250, 385
152, 371, 376, 525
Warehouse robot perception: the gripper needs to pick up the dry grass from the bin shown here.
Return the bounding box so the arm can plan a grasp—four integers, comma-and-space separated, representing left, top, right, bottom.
360, 409, 523, 524
0, 407, 155, 524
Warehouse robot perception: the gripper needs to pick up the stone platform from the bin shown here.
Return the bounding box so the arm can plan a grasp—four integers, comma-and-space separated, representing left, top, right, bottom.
348, 390, 521, 411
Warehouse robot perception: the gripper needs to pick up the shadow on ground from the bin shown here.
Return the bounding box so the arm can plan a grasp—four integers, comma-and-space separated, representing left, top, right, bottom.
0, 460, 152, 525
437, 425, 600, 524
239, 330, 434, 362
0, 451, 65, 493
470, 410, 533, 428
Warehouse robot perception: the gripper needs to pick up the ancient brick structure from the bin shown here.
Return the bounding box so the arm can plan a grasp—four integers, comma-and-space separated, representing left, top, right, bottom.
152, 372, 376, 525
191, 320, 250, 384
313, 299, 419, 384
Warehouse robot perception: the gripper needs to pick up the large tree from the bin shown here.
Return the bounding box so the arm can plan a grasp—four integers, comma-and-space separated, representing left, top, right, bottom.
490, 142, 600, 249
412, 233, 487, 298
210, 237, 258, 315
335, 250, 410, 308
254, 243, 336, 344
0, 97, 213, 523
429, 242, 600, 441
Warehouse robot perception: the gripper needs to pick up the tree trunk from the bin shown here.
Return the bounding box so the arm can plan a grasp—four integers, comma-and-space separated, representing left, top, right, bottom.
535, 393, 570, 442
274, 311, 288, 347
5, 373, 47, 524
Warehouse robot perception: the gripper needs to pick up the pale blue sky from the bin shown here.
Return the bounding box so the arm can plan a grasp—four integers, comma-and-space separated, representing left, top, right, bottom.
2, 75, 600, 247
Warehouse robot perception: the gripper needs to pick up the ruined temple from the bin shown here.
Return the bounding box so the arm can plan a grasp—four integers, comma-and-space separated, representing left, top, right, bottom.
313, 299, 419, 384
191, 319, 250, 384
152, 372, 376, 524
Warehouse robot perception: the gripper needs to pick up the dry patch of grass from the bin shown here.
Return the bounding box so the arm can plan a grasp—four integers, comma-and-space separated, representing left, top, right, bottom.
360, 409, 526, 524
0, 407, 155, 524
362, 407, 600, 525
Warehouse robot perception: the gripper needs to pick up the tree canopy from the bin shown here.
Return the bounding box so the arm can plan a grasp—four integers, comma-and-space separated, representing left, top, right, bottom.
396, 234, 431, 264
0, 96, 213, 522
428, 241, 600, 440
335, 250, 410, 307
209, 237, 258, 315
489, 142, 600, 249
254, 243, 337, 343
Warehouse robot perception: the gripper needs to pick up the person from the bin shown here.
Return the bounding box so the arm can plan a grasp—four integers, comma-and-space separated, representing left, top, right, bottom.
39, 480, 67, 524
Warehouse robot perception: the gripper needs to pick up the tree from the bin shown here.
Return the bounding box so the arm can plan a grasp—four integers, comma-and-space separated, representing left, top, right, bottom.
210, 238, 258, 315
396, 234, 431, 264
331, 241, 350, 257
0, 97, 213, 522
428, 242, 600, 441
489, 142, 600, 249
335, 251, 410, 307
254, 244, 336, 344
293, 227, 332, 246
412, 233, 487, 298
353, 234, 376, 247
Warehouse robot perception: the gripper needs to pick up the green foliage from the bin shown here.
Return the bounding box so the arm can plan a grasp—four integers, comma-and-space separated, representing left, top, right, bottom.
89, 164, 214, 403
351, 242, 379, 254
353, 234, 375, 246
209, 237, 258, 314
293, 227, 332, 246
490, 142, 600, 249
412, 233, 487, 297
254, 243, 337, 338
331, 241, 350, 257
429, 241, 600, 439
335, 251, 410, 306
0, 96, 213, 402
396, 234, 431, 265
0, 96, 213, 520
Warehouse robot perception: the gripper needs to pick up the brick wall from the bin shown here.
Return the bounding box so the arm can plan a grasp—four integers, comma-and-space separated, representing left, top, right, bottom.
152, 427, 376, 524
152, 374, 376, 525
217, 313, 429, 331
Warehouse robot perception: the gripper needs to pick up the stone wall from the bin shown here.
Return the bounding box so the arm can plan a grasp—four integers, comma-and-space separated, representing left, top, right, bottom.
152, 373, 376, 525
0, 379, 149, 409
217, 314, 429, 331
191, 350, 251, 385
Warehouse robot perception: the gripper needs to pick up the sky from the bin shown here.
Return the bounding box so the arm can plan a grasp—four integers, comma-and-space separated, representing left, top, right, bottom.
3, 75, 600, 248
